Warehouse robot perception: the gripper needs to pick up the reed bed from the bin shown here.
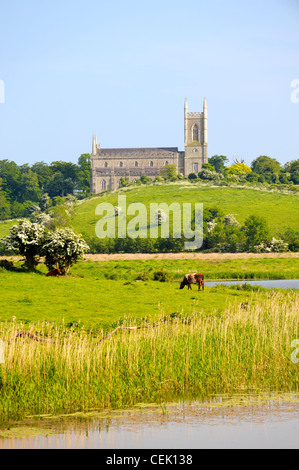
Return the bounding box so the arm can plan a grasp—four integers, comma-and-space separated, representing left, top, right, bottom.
0, 291, 298, 424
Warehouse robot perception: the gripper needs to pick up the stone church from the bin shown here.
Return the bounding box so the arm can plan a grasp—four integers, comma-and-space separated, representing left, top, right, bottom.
90, 98, 208, 193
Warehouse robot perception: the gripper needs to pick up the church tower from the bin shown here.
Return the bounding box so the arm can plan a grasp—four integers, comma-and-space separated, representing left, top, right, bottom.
184, 97, 208, 176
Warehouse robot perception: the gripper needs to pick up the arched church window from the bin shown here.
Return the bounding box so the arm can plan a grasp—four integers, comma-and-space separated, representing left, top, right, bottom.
164, 161, 169, 166
192, 124, 199, 142
102, 180, 107, 190
135, 161, 139, 167
150, 161, 154, 167
120, 161, 123, 167
104, 161, 108, 168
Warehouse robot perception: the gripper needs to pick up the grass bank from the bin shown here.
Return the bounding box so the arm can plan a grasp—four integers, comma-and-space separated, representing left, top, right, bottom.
0, 292, 298, 424
1, 257, 299, 329
71, 257, 299, 282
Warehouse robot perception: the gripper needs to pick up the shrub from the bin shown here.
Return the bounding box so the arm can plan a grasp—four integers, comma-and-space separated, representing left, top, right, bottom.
279, 173, 290, 184
202, 163, 215, 171
42, 228, 89, 274
251, 155, 281, 175
0, 220, 46, 270
153, 269, 172, 282
154, 209, 167, 226
198, 169, 224, 181
136, 271, 149, 281
223, 214, 240, 227
225, 163, 252, 176
154, 176, 163, 183
246, 172, 259, 183
253, 237, 288, 253
139, 175, 151, 184
283, 228, 299, 252
160, 164, 178, 181
208, 155, 229, 173
258, 175, 265, 183
114, 206, 122, 216
243, 215, 270, 252
120, 177, 132, 188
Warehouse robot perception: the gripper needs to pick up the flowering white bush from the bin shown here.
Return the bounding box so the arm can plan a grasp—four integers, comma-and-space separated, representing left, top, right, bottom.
42, 228, 89, 274
0, 220, 89, 273
114, 206, 122, 216
0, 220, 46, 270
253, 237, 288, 253
270, 237, 289, 252
154, 209, 167, 226
223, 214, 240, 227
207, 220, 217, 233
31, 212, 52, 227
198, 170, 224, 181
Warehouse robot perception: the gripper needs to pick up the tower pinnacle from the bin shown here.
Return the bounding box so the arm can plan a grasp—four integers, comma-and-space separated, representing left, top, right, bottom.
203, 97, 207, 116
184, 97, 188, 113
92, 131, 97, 156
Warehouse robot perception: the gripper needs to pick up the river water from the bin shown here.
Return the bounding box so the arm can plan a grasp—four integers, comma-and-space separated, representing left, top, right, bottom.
0, 393, 298, 449
205, 279, 299, 289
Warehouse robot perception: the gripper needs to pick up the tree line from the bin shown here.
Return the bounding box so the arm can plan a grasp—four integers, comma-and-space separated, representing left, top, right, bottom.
0, 154, 91, 220
205, 155, 299, 185
118, 155, 299, 190
84, 207, 298, 254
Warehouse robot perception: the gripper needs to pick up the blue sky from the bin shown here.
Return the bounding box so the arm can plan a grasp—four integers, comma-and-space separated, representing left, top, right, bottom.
0, 0, 298, 167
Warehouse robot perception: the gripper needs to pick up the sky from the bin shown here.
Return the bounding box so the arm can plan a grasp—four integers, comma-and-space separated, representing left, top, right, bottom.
0, 0, 298, 167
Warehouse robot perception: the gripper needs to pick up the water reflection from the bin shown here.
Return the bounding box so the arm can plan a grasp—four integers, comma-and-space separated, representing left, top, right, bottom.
0, 393, 298, 449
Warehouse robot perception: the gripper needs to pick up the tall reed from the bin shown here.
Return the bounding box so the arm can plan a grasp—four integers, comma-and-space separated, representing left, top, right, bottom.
0, 291, 298, 424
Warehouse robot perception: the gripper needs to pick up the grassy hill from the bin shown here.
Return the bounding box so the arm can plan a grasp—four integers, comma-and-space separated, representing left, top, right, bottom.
72, 182, 299, 242
1, 182, 298, 247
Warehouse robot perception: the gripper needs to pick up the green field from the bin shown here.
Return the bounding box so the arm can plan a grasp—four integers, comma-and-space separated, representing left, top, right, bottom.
0, 269, 265, 331
1, 257, 299, 330
72, 183, 299, 242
